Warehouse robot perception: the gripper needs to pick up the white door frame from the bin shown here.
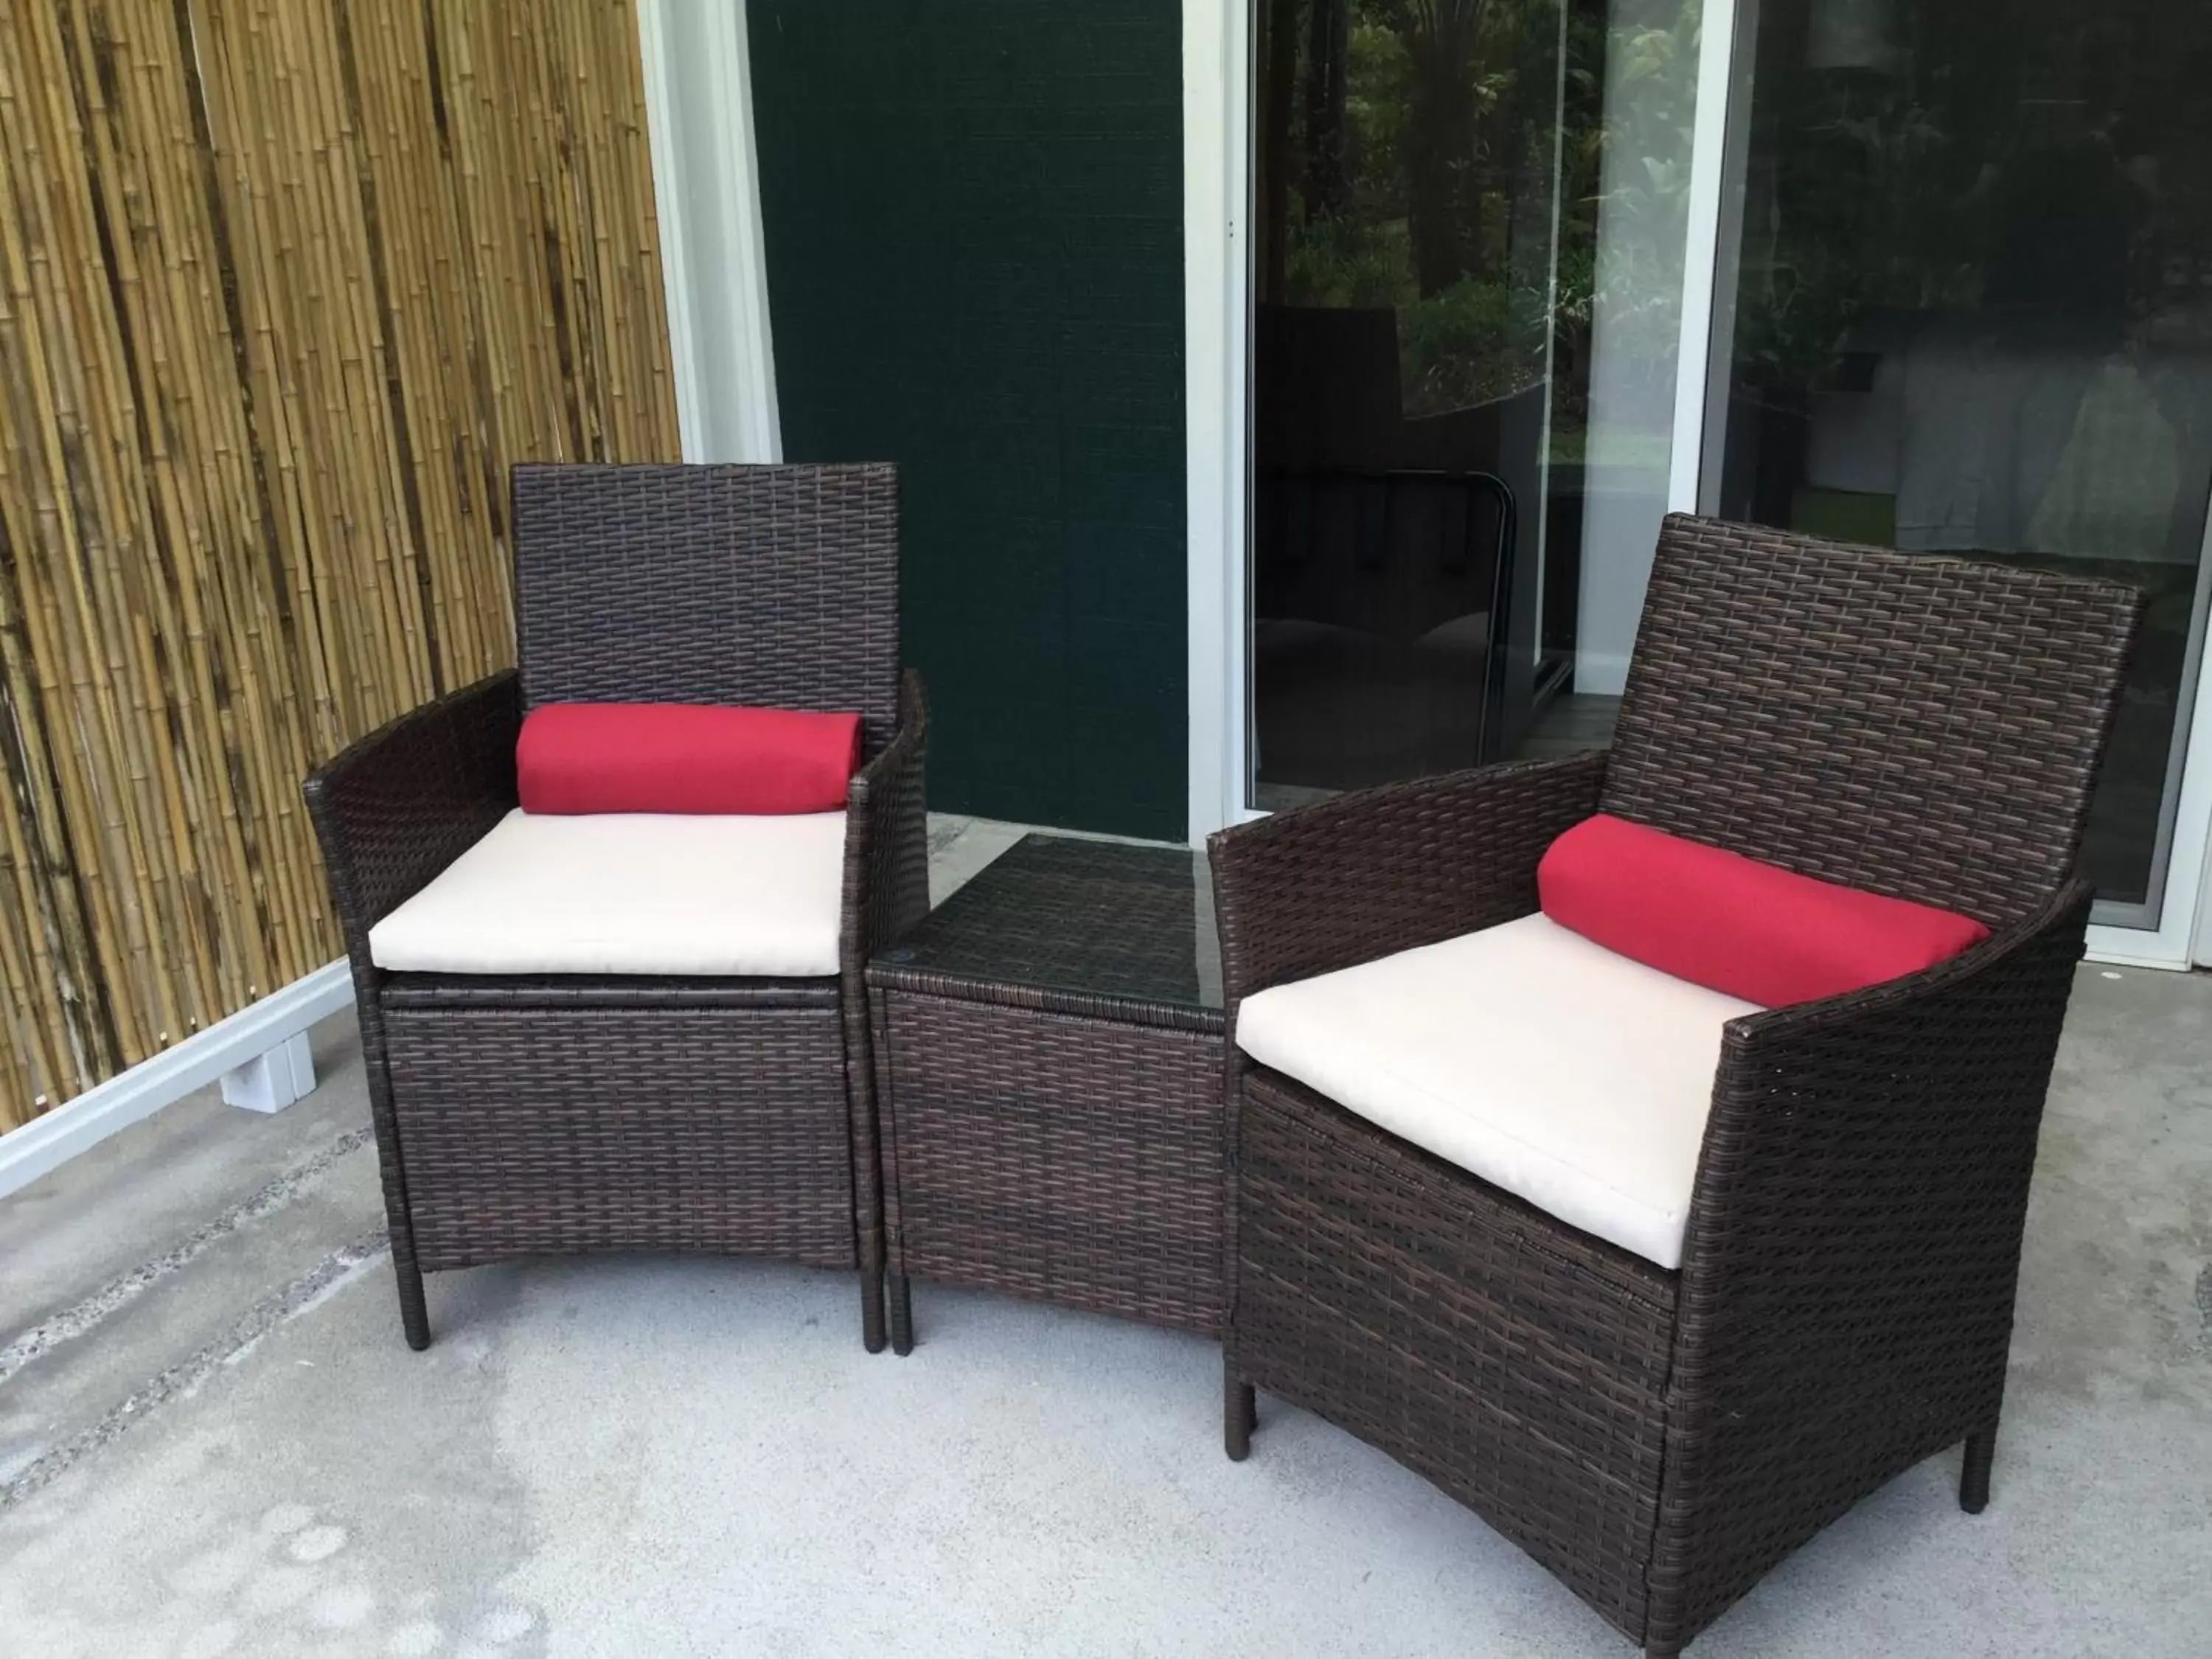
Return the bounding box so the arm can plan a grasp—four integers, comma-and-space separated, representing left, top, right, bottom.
1184, 0, 1256, 844
2196, 779, 2212, 965
2090, 518, 2212, 967
1180, 0, 2212, 964
637, 0, 782, 464
1666, 0, 1747, 515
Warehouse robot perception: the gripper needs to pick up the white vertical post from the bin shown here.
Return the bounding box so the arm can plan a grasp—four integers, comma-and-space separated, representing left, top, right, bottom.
1578, 2, 1725, 695
1183, 0, 1252, 842
1697, 0, 1764, 511
2194, 794, 2212, 965
636, 0, 782, 464
638, 0, 706, 460
2088, 501, 2212, 965
1666, 0, 1745, 514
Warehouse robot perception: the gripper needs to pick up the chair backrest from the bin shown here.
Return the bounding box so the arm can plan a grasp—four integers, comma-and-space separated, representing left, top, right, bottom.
1602, 515, 2140, 925
510, 463, 901, 752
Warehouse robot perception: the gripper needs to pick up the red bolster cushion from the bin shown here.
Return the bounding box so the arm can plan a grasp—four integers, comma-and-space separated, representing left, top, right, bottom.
517, 703, 860, 815
1537, 813, 1991, 1007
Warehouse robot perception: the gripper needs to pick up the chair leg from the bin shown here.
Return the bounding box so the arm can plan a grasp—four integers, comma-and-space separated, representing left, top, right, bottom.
394, 1256, 431, 1352
1225, 1369, 1256, 1462
888, 1274, 915, 1356
1961, 1425, 1995, 1514
860, 1267, 888, 1354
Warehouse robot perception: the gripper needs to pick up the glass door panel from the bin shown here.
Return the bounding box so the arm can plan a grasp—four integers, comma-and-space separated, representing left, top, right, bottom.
1702, 0, 2212, 924
1249, 0, 1706, 807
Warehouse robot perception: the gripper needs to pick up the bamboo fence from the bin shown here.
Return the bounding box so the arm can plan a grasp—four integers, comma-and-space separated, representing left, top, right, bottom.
0, 0, 680, 1130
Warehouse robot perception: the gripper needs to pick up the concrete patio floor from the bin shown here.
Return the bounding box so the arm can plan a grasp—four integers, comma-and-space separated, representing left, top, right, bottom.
2, 817, 2208, 1658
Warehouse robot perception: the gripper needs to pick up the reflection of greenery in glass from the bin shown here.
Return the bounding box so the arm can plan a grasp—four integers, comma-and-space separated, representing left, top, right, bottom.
1401, 277, 1550, 411
1284, 211, 1409, 311
1732, 58, 1960, 391
1274, 1, 1563, 418
1557, 6, 1698, 410
1270, 1, 1702, 428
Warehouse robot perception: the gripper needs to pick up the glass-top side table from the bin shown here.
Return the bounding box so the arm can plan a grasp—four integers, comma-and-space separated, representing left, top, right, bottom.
866, 835, 1226, 1351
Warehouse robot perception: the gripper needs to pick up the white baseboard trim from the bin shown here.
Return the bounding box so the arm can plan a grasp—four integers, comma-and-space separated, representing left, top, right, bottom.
0, 961, 355, 1200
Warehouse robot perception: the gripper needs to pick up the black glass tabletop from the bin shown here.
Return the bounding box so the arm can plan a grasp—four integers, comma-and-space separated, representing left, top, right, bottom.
869, 833, 1220, 1018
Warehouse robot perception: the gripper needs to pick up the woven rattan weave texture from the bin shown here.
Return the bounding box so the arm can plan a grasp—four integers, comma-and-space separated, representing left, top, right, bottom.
389, 1006, 855, 1269
1606, 515, 2138, 925
1211, 516, 2140, 1654
870, 837, 1227, 1345
307, 464, 925, 1352
511, 464, 902, 748
1237, 1068, 1677, 1629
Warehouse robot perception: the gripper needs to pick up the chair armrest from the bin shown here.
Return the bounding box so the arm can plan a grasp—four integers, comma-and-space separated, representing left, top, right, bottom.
302, 671, 522, 960
1208, 750, 1607, 1012
1655, 880, 2093, 1643
1687, 872, 2092, 1317
1701, 877, 2093, 1198
844, 669, 930, 962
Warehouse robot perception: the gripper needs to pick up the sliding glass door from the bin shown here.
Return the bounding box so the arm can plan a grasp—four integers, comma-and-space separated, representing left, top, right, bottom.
1247, 0, 1705, 805
1228, 0, 2212, 946
1699, 0, 2212, 928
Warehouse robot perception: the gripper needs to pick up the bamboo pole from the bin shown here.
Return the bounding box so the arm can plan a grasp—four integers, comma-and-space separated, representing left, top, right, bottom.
0, 0, 677, 1129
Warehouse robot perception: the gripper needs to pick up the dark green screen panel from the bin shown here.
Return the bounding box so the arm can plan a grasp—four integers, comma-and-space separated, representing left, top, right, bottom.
747, 0, 1187, 839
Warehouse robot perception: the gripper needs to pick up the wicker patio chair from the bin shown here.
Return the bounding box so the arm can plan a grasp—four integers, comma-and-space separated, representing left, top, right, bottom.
305, 464, 927, 1352
1208, 515, 2140, 1655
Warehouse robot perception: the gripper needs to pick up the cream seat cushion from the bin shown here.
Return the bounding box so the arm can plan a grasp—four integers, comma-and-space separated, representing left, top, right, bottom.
1234, 912, 1761, 1269
368, 808, 846, 978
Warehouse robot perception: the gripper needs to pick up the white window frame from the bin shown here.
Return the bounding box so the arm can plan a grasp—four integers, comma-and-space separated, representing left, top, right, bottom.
637, 0, 782, 465
1184, 0, 1259, 842
2094, 524, 2212, 967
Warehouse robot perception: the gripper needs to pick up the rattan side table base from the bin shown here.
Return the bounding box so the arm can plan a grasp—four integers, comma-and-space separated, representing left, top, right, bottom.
866, 835, 1227, 1348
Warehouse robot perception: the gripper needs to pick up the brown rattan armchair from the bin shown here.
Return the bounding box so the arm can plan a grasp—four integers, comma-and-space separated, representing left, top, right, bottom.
1208, 515, 2140, 1654
305, 464, 927, 1352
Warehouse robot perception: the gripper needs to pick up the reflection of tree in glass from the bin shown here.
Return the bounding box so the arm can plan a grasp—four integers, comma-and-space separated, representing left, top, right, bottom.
1265, 0, 1703, 426
1267, 0, 1566, 417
